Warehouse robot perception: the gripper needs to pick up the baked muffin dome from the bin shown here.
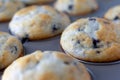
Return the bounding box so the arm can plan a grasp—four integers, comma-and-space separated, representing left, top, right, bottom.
0, 0, 24, 21
9, 5, 70, 40
60, 17, 120, 62
104, 5, 120, 21
54, 0, 98, 16
2, 50, 91, 80
0, 31, 23, 70
104, 5, 120, 34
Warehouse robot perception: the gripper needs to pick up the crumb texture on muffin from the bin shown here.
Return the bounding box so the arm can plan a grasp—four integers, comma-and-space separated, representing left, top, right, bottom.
9, 5, 70, 40
54, 0, 98, 15
2, 50, 91, 80
61, 17, 120, 62
0, 0, 24, 21
0, 31, 23, 70
104, 5, 120, 21
104, 5, 120, 26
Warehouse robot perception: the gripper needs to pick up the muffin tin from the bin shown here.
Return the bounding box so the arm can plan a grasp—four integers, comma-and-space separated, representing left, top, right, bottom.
1, 0, 120, 80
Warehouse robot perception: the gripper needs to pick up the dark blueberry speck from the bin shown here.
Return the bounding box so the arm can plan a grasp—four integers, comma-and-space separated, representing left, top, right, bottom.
92, 38, 100, 48
96, 51, 101, 54
72, 39, 74, 41
73, 62, 77, 65
104, 21, 110, 24
89, 18, 96, 21
68, 5, 73, 10
77, 27, 85, 32
107, 42, 110, 45
64, 61, 70, 65
21, 34, 29, 44
52, 24, 60, 32
10, 46, 17, 54
91, 8, 96, 12
77, 40, 80, 44
114, 16, 119, 20
78, 28, 81, 31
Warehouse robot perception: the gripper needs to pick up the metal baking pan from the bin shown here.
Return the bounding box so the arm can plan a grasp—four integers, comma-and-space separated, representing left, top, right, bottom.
1, 0, 120, 80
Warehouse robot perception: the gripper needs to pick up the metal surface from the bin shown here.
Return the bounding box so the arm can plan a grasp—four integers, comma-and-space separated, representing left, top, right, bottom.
0, 0, 120, 80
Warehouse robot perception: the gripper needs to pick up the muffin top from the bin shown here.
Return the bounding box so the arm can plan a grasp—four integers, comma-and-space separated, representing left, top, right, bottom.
104, 5, 120, 21
9, 5, 70, 40
0, 0, 24, 21
61, 17, 120, 62
54, 0, 98, 15
2, 50, 91, 80
0, 31, 23, 70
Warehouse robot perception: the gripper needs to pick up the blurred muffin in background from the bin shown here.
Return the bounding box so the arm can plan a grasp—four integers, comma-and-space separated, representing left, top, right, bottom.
0, 0, 24, 22
104, 5, 120, 24
9, 5, 70, 41
54, 0, 98, 16
0, 31, 23, 70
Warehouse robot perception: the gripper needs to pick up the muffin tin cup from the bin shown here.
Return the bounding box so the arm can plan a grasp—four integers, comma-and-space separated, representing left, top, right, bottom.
65, 52, 120, 66
87, 68, 96, 80
61, 43, 120, 66
78, 59, 120, 66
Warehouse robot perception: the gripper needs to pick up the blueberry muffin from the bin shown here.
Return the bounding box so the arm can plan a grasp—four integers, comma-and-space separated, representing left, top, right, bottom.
20, 0, 54, 4
0, 31, 23, 70
9, 5, 70, 41
2, 50, 91, 80
0, 0, 24, 22
104, 5, 120, 21
60, 17, 120, 63
54, 0, 98, 16
104, 5, 120, 34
